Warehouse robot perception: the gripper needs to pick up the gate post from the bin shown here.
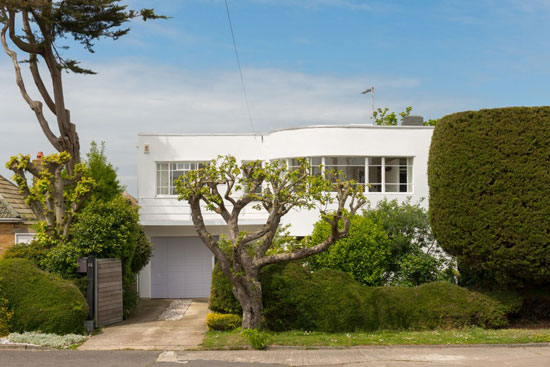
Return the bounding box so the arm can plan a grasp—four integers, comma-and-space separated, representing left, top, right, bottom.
85, 255, 96, 331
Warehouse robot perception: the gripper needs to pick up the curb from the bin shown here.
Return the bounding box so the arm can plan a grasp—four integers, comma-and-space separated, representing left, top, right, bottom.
0, 344, 51, 351
267, 343, 550, 350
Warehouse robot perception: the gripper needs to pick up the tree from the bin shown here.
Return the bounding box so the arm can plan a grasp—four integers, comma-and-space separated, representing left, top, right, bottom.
373, 106, 412, 125
372, 106, 439, 126
1, 1, 164, 239
86, 141, 123, 202
176, 156, 366, 329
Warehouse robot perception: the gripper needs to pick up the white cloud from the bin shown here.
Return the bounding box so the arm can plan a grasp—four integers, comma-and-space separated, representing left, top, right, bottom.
0, 59, 472, 195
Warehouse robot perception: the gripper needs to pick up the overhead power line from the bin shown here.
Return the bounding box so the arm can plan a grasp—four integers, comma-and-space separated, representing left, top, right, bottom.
224, 0, 256, 134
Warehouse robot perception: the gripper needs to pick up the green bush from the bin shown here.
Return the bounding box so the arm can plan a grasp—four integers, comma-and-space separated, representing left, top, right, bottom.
0, 297, 13, 336
0, 258, 88, 334
211, 262, 514, 332
366, 282, 511, 330
206, 312, 242, 331
209, 264, 242, 315
42, 196, 151, 316
2, 241, 49, 265
309, 200, 455, 287
308, 215, 391, 286
428, 107, 550, 288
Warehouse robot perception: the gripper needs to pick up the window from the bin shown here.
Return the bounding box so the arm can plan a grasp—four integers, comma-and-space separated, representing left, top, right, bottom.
156, 162, 207, 195
242, 160, 263, 194
367, 157, 413, 193
288, 157, 322, 176
325, 157, 365, 185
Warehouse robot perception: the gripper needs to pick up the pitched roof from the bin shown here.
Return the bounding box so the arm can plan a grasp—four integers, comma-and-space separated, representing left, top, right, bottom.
0, 175, 35, 222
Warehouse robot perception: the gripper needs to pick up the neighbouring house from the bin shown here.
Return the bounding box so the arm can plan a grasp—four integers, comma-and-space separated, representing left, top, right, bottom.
137, 120, 434, 298
0, 175, 36, 256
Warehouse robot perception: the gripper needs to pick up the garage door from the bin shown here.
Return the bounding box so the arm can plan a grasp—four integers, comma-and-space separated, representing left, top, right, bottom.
150, 237, 214, 298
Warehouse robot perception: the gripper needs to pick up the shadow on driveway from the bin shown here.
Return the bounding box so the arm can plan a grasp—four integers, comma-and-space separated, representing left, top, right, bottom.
79, 298, 209, 351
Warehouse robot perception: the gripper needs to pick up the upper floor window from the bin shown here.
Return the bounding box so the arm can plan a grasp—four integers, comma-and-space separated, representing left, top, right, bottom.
368, 157, 412, 193
156, 162, 207, 195
156, 157, 413, 196
288, 157, 322, 176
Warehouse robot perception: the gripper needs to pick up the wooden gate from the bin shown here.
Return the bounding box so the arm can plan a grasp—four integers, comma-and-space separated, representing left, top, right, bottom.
95, 258, 123, 327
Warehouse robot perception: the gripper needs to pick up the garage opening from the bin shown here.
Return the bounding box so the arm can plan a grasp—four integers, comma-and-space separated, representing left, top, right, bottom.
150, 237, 214, 298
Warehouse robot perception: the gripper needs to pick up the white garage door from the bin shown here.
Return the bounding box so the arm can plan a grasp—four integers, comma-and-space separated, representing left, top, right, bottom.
150, 237, 214, 298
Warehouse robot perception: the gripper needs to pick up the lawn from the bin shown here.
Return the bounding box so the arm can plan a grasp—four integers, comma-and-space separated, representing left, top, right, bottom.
201, 328, 550, 349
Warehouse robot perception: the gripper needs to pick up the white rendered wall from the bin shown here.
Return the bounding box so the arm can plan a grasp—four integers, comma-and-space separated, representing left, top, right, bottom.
137, 125, 433, 231
137, 125, 433, 297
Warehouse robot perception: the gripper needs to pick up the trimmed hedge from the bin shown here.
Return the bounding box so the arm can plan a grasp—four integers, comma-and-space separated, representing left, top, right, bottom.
210, 262, 516, 332
428, 107, 550, 287
206, 312, 242, 331
0, 258, 88, 334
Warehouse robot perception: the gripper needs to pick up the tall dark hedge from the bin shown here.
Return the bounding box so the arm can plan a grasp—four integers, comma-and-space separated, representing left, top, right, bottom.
428, 107, 550, 287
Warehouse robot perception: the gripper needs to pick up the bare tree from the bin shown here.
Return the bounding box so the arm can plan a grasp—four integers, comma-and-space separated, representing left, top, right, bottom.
176, 156, 366, 329
1, 1, 164, 240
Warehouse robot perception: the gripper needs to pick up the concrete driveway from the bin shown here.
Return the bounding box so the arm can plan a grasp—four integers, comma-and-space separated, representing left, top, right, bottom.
79, 299, 209, 351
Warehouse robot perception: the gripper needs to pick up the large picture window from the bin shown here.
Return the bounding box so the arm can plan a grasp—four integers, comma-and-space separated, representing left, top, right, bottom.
156, 162, 207, 195
156, 157, 413, 195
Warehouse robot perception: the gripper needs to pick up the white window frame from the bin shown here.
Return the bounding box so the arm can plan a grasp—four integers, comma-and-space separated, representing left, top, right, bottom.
156, 161, 208, 196
14, 232, 37, 245
366, 156, 414, 193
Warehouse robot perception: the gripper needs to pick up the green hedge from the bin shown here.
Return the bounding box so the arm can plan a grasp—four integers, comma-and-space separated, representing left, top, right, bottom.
428, 107, 550, 287
0, 258, 88, 334
206, 312, 242, 331
210, 262, 516, 332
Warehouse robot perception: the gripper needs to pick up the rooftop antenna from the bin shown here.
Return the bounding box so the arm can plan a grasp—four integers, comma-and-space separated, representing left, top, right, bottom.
361, 86, 375, 122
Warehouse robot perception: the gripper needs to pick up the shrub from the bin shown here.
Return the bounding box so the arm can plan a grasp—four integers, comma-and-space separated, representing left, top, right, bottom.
206, 312, 242, 331
0, 258, 88, 334
8, 332, 87, 348
42, 196, 151, 316
209, 264, 242, 315
428, 107, 550, 288
309, 200, 455, 287
366, 282, 510, 330
2, 241, 49, 265
308, 215, 392, 286
211, 262, 515, 332
364, 199, 455, 286
0, 297, 13, 336
241, 329, 269, 350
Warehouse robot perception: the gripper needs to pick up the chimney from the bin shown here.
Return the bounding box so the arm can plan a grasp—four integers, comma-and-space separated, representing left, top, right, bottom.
402, 115, 424, 126
32, 152, 43, 186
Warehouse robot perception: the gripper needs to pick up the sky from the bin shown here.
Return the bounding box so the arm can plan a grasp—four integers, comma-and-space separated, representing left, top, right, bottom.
1, 0, 549, 195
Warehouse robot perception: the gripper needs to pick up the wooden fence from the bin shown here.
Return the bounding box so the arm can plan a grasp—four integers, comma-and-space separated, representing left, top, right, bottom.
95, 258, 123, 327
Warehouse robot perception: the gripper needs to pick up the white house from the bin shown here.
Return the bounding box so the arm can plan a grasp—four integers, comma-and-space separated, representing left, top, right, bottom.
137, 123, 434, 299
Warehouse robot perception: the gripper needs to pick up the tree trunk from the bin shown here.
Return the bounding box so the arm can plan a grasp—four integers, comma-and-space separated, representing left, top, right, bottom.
233, 277, 263, 329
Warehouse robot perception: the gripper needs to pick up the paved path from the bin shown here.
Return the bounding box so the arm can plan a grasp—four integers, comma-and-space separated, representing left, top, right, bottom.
79, 299, 209, 350
157, 344, 550, 366
2, 345, 550, 366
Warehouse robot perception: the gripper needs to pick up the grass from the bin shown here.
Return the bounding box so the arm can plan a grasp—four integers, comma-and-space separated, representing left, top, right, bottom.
201, 328, 550, 349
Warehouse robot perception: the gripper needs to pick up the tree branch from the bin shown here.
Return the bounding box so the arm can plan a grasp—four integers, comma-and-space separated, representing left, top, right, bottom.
1, 23, 63, 152
7, 11, 41, 54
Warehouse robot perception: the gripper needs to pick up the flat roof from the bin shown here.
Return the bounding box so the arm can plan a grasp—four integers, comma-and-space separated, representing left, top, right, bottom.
139, 124, 434, 137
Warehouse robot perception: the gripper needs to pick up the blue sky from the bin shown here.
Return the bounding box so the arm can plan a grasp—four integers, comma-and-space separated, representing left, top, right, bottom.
1, 0, 550, 194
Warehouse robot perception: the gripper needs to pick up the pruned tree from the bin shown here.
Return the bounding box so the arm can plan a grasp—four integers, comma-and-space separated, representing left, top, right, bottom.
176, 156, 366, 329
1, 0, 165, 240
